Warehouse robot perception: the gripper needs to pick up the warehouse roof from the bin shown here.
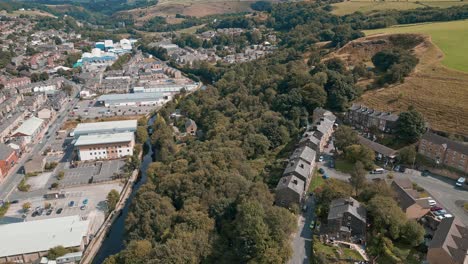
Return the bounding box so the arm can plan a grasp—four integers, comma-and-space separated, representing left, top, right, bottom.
97, 92, 166, 102
12, 117, 44, 137
75, 132, 134, 146
0, 215, 89, 257
73, 120, 137, 136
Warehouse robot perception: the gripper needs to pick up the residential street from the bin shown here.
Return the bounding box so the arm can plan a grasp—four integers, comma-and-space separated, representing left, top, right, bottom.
319, 163, 468, 224
288, 195, 314, 264
0, 94, 80, 201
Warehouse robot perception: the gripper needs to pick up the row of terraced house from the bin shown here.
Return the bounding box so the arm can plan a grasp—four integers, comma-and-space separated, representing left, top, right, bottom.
275, 108, 336, 209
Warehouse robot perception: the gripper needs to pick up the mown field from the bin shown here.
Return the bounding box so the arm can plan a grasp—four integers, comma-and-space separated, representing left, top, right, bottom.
364, 20, 468, 72
331, 0, 467, 15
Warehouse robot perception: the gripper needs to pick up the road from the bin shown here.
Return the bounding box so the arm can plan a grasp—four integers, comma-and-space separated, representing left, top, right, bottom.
0, 90, 80, 201
288, 195, 315, 264
319, 163, 468, 225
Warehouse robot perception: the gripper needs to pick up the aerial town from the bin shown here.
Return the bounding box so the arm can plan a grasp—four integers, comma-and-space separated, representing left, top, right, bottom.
0, 2, 467, 264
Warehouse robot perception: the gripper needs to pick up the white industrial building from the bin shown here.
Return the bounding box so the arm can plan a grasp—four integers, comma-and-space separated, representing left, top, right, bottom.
133, 83, 198, 93
71, 120, 137, 139
0, 216, 90, 263
74, 132, 135, 161
11, 116, 45, 145
97, 93, 171, 107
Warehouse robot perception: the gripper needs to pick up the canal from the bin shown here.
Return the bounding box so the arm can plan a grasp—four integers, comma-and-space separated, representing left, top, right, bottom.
92, 116, 155, 263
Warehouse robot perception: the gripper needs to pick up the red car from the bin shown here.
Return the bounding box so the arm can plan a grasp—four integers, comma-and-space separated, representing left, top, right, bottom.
430, 206, 443, 211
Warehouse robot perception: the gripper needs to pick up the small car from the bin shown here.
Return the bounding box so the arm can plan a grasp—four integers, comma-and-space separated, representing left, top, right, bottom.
11, 200, 19, 204
434, 209, 447, 216
82, 198, 89, 205
69, 201, 75, 207
80, 205, 86, 210
46, 209, 53, 216
318, 168, 325, 174
428, 199, 437, 206
56, 208, 63, 214
430, 206, 443, 211
318, 156, 324, 162
322, 173, 330, 179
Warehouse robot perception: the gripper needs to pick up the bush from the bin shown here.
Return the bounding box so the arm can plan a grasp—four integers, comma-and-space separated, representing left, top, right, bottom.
18, 178, 31, 192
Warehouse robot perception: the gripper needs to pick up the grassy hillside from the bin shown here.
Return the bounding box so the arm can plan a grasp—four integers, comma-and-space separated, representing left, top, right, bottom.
331, 0, 466, 16
364, 20, 468, 72
354, 34, 468, 135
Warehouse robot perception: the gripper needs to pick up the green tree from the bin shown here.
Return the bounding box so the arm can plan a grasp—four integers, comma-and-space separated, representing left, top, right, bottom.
402, 220, 425, 246
349, 161, 366, 196
22, 202, 31, 212
136, 126, 149, 144
300, 83, 327, 112
106, 189, 120, 212
398, 145, 416, 165
344, 144, 375, 169
367, 195, 406, 240
47, 246, 70, 260
57, 171, 65, 180
397, 110, 426, 143
242, 133, 271, 159
334, 125, 358, 151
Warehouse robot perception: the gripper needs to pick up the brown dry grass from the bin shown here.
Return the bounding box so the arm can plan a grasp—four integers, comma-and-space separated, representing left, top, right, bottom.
354, 35, 468, 135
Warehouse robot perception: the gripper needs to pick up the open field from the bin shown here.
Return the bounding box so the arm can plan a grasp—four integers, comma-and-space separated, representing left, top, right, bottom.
354, 33, 468, 135
364, 20, 468, 72
124, 0, 253, 23
331, 0, 467, 15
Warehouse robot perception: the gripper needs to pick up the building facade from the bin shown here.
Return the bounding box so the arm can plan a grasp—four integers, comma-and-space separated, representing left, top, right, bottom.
418, 132, 468, 173
0, 144, 18, 180
75, 132, 135, 161
346, 104, 399, 133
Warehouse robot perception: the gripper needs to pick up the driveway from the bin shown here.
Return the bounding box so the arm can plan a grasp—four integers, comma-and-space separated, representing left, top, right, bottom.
322, 166, 468, 224
288, 195, 315, 264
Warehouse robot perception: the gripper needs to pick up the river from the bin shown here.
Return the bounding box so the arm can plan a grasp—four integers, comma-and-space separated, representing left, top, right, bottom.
92, 116, 155, 263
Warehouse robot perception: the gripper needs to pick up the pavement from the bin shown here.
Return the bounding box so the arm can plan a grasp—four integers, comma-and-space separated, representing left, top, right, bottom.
288, 195, 315, 264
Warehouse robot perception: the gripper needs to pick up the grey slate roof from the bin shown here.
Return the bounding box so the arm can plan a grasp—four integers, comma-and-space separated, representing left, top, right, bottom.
358, 136, 398, 158
289, 146, 316, 165
422, 132, 468, 155
276, 175, 304, 195
328, 197, 366, 223
391, 178, 431, 211
0, 143, 14, 160
430, 217, 468, 264
283, 158, 311, 181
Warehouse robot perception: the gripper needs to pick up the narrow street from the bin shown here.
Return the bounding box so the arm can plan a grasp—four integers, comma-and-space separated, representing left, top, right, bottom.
0, 93, 80, 201
288, 196, 315, 264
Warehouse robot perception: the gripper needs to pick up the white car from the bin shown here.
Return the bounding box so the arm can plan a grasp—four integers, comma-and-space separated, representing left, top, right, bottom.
428, 199, 437, 206
456, 177, 466, 187
444, 214, 453, 218
318, 156, 324, 162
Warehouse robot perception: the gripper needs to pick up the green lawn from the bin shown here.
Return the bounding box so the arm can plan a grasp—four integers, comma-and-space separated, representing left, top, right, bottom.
335, 158, 354, 174
312, 236, 365, 261
308, 169, 325, 192
364, 20, 468, 72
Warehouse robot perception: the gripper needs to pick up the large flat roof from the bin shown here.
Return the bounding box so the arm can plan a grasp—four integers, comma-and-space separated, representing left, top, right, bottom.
75, 132, 134, 146
0, 215, 89, 257
12, 116, 44, 136
73, 120, 137, 135
97, 92, 166, 102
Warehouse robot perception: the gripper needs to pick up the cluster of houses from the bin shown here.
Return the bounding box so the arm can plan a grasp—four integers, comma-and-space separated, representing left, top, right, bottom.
275, 108, 336, 208
345, 103, 399, 133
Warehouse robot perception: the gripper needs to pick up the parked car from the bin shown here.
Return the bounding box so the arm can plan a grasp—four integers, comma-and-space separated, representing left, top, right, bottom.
371, 168, 385, 174
46, 209, 53, 216
322, 173, 330, 179
69, 201, 75, 207
11, 200, 19, 204
422, 170, 430, 176
456, 177, 466, 187
434, 209, 447, 216
319, 156, 324, 162
83, 198, 89, 205
80, 205, 86, 210
430, 206, 443, 211
56, 208, 63, 214
318, 168, 325, 174
428, 199, 437, 206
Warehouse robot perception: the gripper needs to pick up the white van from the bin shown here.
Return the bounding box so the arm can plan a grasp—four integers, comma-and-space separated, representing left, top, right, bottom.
371, 168, 385, 174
